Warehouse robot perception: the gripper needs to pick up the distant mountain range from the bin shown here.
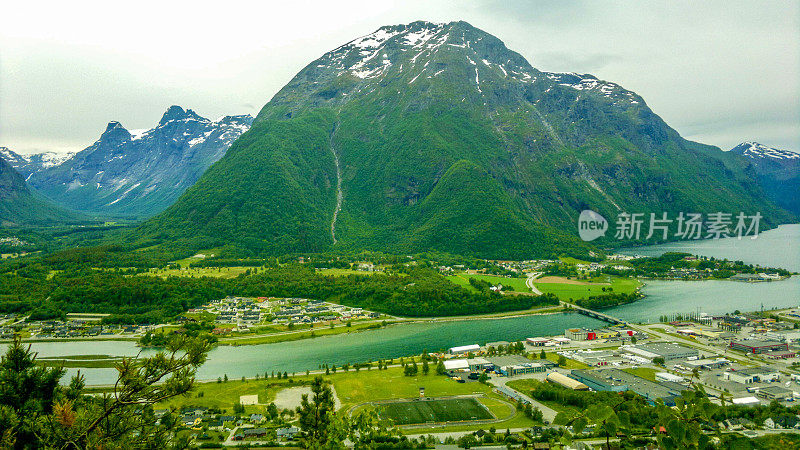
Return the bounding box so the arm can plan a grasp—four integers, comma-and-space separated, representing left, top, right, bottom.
0, 149, 76, 179
134, 21, 793, 258
0, 158, 83, 227
1, 106, 252, 218
730, 141, 800, 215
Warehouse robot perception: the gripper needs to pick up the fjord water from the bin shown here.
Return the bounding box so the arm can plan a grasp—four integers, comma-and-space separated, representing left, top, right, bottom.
618, 223, 800, 272
608, 224, 800, 322
21, 313, 604, 385
13, 225, 798, 385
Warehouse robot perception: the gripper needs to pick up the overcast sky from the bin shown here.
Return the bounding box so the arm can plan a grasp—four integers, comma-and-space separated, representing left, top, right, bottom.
1, 0, 798, 154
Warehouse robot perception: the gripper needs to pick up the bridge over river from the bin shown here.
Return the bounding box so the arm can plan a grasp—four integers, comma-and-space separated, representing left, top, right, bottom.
561, 301, 626, 325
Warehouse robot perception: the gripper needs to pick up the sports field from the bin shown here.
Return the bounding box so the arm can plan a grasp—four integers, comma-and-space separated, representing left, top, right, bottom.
378, 398, 493, 425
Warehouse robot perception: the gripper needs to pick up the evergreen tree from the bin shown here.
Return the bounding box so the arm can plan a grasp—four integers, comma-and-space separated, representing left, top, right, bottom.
296, 377, 338, 446
0, 337, 64, 447
0, 335, 210, 449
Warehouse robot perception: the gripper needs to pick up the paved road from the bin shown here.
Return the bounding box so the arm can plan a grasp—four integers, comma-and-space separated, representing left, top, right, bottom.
490, 375, 558, 423
526, 272, 544, 295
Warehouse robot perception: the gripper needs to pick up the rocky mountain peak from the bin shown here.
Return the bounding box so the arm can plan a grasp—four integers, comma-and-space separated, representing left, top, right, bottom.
100, 121, 132, 141
24, 106, 252, 218
158, 105, 205, 125
259, 20, 642, 122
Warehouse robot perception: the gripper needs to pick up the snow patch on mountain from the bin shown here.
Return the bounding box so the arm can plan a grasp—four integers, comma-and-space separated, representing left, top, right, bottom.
22, 107, 253, 217
733, 142, 799, 160
0, 147, 75, 177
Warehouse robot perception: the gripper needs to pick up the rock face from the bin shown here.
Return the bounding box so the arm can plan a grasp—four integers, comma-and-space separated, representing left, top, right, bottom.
0, 158, 82, 227
2, 107, 252, 218
136, 21, 792, 258
730, 142, 800, 215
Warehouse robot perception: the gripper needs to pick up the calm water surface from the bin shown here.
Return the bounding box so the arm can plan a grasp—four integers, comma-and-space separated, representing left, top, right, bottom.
609, 224, 800, 322
11, 225, 799, 385
15, 313, 603, 385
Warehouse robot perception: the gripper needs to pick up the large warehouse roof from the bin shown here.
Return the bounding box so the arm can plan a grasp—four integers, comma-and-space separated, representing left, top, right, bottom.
443, 359, 469, 370
547, 372, 588, 390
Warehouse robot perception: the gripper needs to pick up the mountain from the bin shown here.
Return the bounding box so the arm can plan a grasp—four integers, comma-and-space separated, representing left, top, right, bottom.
0, 148, 75, 180
11, 107, 253, 218
0, 158, 83, 227
730, 141, 800, 215
136, 21, 792, 259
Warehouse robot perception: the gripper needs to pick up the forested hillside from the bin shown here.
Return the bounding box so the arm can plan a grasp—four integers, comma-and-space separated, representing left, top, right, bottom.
0, 158, 85, 227
136, 21, 790, 259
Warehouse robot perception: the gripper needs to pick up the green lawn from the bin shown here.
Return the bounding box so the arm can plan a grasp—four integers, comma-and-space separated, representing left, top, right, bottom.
378, 398, 492, 425
623, 367, 658, 382
157, 377, 278, 413
505, 379, 580, 415
155, 366, 491, 414
144, 266, 251, 279
542, 353, 588, 370
37, 356, 125, 369
558, 257, 592, 265
151, 366, 538, 435
220, 321, 385, 346
446, 273, 530, 293
170, 248, 225, 267
317, 268, 383, 276
534, 276, 641, 301
332, 367, 492, 410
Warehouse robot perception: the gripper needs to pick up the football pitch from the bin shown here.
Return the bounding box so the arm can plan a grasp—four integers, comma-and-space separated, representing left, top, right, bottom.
378, 397, 493, 425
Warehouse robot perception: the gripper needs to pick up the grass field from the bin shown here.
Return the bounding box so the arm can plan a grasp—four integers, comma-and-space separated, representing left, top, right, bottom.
378, 398, 492, 425
156, 377, 281, 412
170, 248, 225, 266
623, 367, 658, 381
219, 321, 385, 346
144, 266, 251, 279
506, 379, 581, 416
533, 275, 641, 301
558, 257, 592, 265
37, 355, 126, 368
542, 352, 588, 370
332, 367, 491, 410
446, 273, 530, 293
149, 365, 539, 434
317, 268, 383, 276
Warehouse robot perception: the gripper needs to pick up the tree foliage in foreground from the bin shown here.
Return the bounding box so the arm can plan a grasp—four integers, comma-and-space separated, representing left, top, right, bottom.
0, 335, 211, 449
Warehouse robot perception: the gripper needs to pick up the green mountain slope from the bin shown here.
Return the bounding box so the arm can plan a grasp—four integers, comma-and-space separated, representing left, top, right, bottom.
0, 158, 84, 227
136, 21, 792, 258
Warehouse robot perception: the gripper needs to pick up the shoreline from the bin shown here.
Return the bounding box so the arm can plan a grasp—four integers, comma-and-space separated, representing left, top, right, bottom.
637, 275, 793, 282
14, 273, 790, 347
3, 304, 569, 346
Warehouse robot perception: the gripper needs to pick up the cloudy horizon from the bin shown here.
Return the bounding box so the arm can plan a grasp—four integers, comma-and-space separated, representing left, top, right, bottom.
1, 0, 798, 155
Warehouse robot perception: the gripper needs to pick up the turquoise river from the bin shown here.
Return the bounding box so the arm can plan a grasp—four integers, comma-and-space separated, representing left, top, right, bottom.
5, 224, 798, 385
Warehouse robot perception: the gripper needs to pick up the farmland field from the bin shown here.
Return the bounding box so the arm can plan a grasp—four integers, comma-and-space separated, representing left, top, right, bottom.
446, 273, 530, 292
378, 397, 493, 425
533, 275, 641, 301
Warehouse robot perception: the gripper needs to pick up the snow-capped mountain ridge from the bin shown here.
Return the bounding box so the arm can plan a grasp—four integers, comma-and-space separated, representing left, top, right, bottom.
730, 141, 800, 216
335, 21, 634, 97
732, 141, 799, 160
4, 106, 253, 218
0, 147, 76, 179
261, 20, 642, 122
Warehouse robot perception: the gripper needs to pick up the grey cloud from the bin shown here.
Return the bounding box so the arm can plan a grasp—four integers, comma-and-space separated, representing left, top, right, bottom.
0, 0, 797, 154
